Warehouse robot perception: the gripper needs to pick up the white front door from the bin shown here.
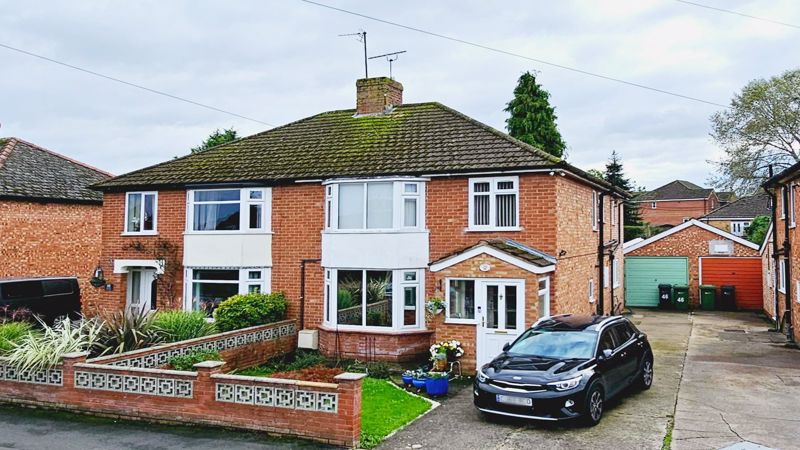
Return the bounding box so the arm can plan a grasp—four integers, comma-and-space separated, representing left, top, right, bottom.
476, 280, 525, 367
127, 268, 156, 313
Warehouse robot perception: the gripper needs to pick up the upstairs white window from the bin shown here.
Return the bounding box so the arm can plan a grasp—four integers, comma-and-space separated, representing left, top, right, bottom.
730, 221, 750, 237
592, 191, 599, 231
325, 180, 424, 231
779, 259, 787, 293
791, 184, 796, 227
125, 192, 157, 234
187, 188, 269, 232
468, 177, 519, 230
651, 202, 657, 209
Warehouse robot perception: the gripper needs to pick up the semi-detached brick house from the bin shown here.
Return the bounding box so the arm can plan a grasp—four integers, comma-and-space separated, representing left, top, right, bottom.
89, 77, 627, 371
633, 180, 726, 228
0, 138, 112, 297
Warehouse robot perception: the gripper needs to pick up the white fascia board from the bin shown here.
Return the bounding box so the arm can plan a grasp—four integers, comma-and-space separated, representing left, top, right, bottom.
623, 219, 759, 254
429, 245, 555, 274
759, 223, 774, 255
113, 259, 165, 274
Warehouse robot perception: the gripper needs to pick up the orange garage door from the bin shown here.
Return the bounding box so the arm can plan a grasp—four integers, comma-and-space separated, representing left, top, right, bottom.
700, 257, 762, 310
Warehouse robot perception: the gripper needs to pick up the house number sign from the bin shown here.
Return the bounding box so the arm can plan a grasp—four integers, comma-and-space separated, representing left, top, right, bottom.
479, 263, 491, 272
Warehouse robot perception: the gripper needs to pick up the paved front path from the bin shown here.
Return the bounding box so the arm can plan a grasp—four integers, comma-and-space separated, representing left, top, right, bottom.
381, 309, 692, 450
672, 312, 800, 450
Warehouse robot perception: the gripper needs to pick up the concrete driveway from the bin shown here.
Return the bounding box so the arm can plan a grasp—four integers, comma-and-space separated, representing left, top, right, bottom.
380, 310, 800, 450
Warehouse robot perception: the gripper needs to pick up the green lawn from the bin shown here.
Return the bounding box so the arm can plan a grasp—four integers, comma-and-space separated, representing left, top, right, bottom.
360, 378, 432, 449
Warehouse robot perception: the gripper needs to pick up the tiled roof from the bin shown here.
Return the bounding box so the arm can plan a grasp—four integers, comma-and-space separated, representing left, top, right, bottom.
701, 192, 771, 220
634, 180, 713, 201
92, 102, 621, 195
431, 238, 555, 268
0, 138, 112, 203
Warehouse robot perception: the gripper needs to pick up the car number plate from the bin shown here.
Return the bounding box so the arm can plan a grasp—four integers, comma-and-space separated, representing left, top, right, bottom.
496, 394, 532, 407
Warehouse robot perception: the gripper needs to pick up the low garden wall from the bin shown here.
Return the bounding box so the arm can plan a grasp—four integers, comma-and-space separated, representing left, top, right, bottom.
0, 319, 366, 448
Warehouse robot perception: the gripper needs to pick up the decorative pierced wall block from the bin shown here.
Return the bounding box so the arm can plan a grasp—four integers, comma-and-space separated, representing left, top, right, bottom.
215, 383, 337, 413
0, 364, 63, 386
74, 371, 193, 398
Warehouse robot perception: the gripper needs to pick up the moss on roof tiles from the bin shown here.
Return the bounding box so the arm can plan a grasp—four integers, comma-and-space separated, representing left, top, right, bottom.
94, 102, 588, 191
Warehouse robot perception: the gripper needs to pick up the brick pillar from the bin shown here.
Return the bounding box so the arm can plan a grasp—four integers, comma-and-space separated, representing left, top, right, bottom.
334, 372, 366, 448
194, 360, 226, 407
61, 351, 89, 387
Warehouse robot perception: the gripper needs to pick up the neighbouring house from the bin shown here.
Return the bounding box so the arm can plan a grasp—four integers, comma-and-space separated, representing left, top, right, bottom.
633, 180, 723, 228
762, 165, 800, 343
624, 219, 761, 309
699, 191, 771, 237
716, 191, 737, 207
88, 77, 627, 370
0, 137, 112, 298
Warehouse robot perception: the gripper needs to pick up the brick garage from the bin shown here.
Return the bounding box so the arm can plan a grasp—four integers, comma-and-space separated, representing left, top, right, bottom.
624, 219, 760, 307
0, 138, 111, 305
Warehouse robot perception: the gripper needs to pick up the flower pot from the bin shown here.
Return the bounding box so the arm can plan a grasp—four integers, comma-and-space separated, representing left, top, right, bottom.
401, 374, 414, 386
425, 377, 449, 396
411, 377, 427, 391
432, 356, 448, 372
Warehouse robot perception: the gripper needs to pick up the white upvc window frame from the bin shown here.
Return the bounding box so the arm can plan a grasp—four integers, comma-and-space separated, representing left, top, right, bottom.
323, 267, 425, 331
186, 187, 271, 234
588, 278, 595, 302
796, 280, 800, 304
183, 267, 271, 313
790, 183, 796, 228
730, 221, 751, 237
651, 201, 657, 209
467, 176, 520, 231
123, 191, 158, 235
592, 191, 599, 232
611, 201, 617, 226
612, 259, 621, 288
445, 277, 478, 325
781, 186, 786, 219
324, 179, 425, 232
779, 259, 787, 294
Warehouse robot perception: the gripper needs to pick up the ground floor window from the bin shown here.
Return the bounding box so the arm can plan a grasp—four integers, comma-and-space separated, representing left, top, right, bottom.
186, 267, 270, 316
324, 268, 423, 330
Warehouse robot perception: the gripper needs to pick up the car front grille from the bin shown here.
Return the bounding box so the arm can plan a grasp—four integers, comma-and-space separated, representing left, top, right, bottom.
488, 379, 546, 392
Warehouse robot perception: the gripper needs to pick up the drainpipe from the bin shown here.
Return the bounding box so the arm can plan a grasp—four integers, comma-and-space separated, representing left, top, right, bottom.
782, 184, 795, 342
769, 181, 780, 332
598, 192, 606, 316
299, 258, 321, 330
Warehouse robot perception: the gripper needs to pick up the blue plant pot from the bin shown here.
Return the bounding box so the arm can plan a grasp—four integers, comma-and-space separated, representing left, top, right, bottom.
425, 377, 449, 396
401, 375, 414, 386
411, 377, 427, 390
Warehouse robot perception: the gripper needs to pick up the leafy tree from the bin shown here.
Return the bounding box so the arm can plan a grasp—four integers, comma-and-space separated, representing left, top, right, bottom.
504, 72, 566, 158
603, 150, 643, 227
744, 215, 770, 245
709, 69, 800, 194
191, 128, 238, 153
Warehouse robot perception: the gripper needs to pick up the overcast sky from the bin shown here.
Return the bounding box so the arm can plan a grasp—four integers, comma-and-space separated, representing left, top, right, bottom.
1, 0, 798, 190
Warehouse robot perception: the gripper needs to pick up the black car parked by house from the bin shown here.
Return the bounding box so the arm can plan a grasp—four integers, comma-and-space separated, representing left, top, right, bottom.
0, 277, 81, 323
474, 314, 653, 426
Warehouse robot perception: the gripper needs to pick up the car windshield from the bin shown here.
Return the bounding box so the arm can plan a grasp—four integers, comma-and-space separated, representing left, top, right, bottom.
507, 329, 597, 360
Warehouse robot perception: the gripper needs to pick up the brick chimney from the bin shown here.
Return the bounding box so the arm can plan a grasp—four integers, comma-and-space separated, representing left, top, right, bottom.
356, 77, 403, 115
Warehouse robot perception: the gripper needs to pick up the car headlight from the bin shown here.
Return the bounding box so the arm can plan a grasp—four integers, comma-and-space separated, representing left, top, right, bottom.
476, 368, 488, 383
548, 376, 582, 391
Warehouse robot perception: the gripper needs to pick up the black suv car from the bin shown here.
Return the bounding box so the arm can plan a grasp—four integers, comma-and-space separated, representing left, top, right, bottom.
0, 277, 81, 323
474, 314, 653, 426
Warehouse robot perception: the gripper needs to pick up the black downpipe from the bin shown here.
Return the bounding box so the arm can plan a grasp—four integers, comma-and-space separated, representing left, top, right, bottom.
299, 258, 321, 330
782, 185, 795, 341
769, 184, 780, 331
598, 192, 606, 316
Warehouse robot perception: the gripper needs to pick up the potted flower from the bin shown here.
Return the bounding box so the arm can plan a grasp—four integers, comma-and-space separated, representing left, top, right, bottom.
430, 340, 464, 370
425, 371, 449, 396
411, 369, 427, 391
425, 298, 445, 315
401, 370, 414, 386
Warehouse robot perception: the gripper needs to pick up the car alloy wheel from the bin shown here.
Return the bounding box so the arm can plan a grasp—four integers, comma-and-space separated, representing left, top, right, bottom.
589, 390, 603, 422
642, 360, 653, 387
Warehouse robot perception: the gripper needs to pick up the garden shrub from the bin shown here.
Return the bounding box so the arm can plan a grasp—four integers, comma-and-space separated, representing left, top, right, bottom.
153, 310, 217, 343
0, 322, 32, 354
93, 308, 162, 356
213, 292, 288, 332
169, 349, 222, 371
3, 317, 104, 371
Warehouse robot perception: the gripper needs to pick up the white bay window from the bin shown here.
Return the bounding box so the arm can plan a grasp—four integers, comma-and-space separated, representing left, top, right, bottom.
325, 179, 425, 231
324, 268, 423, 330
187, 188, 270, 232
468, 177, 519, 230
186, 267, 270, 316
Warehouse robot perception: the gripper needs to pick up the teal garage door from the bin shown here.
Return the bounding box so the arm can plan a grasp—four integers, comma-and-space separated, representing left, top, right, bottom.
625, 257, 688, 307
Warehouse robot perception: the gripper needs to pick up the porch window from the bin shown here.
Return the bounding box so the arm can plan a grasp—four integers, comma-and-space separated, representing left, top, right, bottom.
188, 188, 269, 232
537, 277, 550, 318
447, 279, 475, 321
125, 192, 157, 234
324, 268, 423, 330
468, 177, 519, 230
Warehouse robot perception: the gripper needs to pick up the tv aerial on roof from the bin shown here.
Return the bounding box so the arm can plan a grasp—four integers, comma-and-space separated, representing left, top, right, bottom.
338, 30, 368, 78
368, 51, 406, 80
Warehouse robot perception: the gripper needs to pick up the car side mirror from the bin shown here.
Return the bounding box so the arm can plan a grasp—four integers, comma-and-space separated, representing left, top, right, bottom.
599, 349, 613, 360
502, 342, 511, 352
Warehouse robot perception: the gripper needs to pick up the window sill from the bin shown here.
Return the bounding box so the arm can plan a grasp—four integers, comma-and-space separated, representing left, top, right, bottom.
121, 231, 158, 237
778, 288, 786, 294
323, 229, 429, 235
465, 227, 522, 233
183, 231, 273, 235
444, 319, 478, 325
318, 324, 432, 335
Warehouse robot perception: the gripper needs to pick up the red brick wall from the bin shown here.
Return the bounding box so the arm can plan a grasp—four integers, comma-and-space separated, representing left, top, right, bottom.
637, 198, 715, 226
626, 225, 759, 306
0, 199, 103, 310
84, 191, 186, 316
772, 188, 800, 343
317, 327, 433, 362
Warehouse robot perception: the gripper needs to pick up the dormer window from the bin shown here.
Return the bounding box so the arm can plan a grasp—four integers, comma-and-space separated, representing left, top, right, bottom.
324, 179, 425, 231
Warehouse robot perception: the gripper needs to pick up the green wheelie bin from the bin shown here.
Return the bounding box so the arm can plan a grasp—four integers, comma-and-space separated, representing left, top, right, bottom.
700, 285, 716, 310
673, 284, 690, 310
